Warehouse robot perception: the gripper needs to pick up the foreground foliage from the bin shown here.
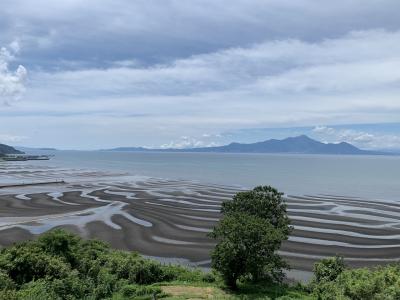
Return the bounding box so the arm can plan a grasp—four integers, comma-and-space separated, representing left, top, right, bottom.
311, 256, 400, 300
0, 229, 311, 300
0, 228, 398, 299
0, 229, 208, 299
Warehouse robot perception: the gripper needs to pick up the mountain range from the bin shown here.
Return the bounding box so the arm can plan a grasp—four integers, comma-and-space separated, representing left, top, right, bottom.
104, 135, 388, 155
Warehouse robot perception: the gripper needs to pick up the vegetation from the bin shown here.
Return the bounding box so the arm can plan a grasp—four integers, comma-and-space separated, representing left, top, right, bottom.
221, 186, 292, 236
310, 257, 400, 300
0, 229, 312, 299
210, 186, 292, 289
0, 229, 399, 299
0, 229, 201, 299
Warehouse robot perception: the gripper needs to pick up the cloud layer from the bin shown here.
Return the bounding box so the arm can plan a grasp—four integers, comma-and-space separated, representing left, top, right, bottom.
313, 126, 400, 151
2, 0, 400, 69
1, 1, 400, 149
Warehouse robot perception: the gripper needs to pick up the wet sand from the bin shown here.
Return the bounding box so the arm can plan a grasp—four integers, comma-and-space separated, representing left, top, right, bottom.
1, 163, 400, 282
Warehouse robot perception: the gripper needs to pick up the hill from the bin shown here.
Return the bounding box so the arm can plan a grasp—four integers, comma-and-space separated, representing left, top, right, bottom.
0, 143, 24, 156
105, 135, 387, 155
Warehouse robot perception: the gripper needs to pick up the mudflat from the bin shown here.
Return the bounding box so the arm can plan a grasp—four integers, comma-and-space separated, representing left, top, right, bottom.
1, 163, 399, 281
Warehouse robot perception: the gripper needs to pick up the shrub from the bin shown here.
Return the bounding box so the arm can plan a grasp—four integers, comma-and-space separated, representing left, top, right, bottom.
36, 229, 81, 267
0, 245, 71, 285
202, 272, 216, 283
161, 264, 204, 282
0, 271, 15, 290
17, 279, 58, 300
0, 229, 208, 299
313, 256, 345, 284
120, 284, 162, 298
0, 290, 18, 300
129, 259, 167, 284
312, 260, 400, 300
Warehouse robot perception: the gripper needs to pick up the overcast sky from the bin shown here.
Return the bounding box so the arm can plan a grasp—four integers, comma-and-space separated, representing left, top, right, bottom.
1, 0, 400, 150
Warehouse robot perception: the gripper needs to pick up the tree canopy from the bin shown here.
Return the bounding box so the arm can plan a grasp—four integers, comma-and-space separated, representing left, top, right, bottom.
210, 185, 292, 289
222, 185, 291, 235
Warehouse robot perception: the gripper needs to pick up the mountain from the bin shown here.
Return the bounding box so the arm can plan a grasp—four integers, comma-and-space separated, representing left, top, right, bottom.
0, 144, 24, 156
105, 135, 388, 155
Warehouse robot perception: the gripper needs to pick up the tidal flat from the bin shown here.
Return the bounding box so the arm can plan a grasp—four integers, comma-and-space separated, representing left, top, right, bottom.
1, 162, 400, 282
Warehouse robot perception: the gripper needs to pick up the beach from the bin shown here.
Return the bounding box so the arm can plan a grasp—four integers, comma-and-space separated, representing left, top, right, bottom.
1, 160, 400, 282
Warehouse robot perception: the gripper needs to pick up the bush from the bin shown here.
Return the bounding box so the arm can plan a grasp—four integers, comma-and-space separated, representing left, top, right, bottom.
36, 229, 81, 267
120, 284, 162, 298
0, 229, 208, 299
0, 289, 17, 300
313, 256, 345, 284
17, 280, 58, 300
202, 272, 216, 283
312, 260, 400, 300
129, 259, 167, 284
0, 245, 71, 285
0, 271, 15, 290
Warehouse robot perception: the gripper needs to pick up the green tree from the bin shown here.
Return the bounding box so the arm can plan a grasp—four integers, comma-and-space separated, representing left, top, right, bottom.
210, 186, 292, 289
222, 185, 292, 235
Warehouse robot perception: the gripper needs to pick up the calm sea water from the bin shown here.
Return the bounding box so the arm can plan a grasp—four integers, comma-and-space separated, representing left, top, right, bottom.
19, 150, 400, 201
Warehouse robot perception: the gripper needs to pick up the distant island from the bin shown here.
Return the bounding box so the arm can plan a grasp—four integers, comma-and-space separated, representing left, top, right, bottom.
0, 143, 24, 157
15, 146, 58, 152
103, 135, 388, 155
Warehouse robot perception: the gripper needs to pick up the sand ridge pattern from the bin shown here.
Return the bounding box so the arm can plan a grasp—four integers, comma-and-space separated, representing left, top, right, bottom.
1, 163, 400, 274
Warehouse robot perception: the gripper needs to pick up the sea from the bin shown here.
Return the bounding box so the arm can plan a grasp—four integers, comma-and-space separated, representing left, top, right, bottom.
7, 150, 400, 201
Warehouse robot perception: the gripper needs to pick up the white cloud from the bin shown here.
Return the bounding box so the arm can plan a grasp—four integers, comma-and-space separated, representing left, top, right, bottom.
0, 133, 27, 144
27, 30, 400, 118
312, 126, 400, 150
160, 136, 219, 149
0, 41, 27, 105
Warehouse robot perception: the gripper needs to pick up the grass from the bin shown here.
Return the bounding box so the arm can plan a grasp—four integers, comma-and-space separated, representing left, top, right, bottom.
155, 281, 314, 300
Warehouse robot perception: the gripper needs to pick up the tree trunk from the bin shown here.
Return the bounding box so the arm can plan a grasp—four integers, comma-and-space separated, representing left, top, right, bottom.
227, 275, 238, 290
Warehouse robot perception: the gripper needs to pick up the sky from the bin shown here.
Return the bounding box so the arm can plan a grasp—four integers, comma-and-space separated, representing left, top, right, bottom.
0, 0, 400, 150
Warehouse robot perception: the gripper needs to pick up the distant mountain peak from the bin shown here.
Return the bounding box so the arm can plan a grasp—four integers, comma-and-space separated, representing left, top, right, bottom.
290, 134, 309, 139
